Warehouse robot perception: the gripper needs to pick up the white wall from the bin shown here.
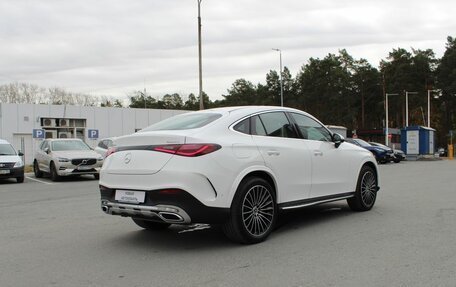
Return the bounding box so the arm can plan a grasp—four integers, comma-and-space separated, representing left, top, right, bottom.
0, 103, 189, 164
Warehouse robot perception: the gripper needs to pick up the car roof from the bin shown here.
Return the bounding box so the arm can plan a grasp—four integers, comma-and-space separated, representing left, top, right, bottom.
204, 106, 318, 122
0, 139, 11, 144
206, 105, 305, 114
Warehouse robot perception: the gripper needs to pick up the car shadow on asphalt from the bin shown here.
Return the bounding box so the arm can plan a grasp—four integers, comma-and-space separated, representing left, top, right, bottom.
30, 174, 98, 182
0, 178, 20, 185
105, 202, 356, 250
274, 202, 354, 233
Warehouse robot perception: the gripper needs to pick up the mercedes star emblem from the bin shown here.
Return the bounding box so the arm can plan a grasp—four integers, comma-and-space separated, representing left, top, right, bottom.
124, 153, 132, 164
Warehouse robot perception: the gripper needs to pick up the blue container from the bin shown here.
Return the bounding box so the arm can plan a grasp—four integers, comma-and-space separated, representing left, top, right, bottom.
401, 126, 435, 155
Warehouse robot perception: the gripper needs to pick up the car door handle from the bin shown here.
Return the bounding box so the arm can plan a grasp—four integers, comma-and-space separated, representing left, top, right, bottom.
314, 150, 323, 156
266, 150, 280, 156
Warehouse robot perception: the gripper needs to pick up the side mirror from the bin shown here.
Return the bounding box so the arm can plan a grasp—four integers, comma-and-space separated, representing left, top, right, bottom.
18, 151, 24, 156
44, 147, 50, 154
333, 133, 345, 148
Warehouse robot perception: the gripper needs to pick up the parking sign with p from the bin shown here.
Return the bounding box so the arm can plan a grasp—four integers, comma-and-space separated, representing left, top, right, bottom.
33, 129, 45, 139
88, 129, 99, 139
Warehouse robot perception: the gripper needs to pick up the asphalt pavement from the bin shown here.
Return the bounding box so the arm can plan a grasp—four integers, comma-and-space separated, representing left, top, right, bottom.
1, 160, 455, 287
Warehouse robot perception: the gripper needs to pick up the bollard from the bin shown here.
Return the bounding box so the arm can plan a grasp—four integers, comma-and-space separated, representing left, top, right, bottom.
448, 144, 454, 160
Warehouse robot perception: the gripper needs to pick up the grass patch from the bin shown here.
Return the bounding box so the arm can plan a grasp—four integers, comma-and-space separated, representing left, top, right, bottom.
24, 165, 33, 173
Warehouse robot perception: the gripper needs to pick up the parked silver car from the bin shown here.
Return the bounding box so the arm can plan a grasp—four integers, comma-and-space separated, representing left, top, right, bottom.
34, 139, 103, 181
0, 139, 25, 183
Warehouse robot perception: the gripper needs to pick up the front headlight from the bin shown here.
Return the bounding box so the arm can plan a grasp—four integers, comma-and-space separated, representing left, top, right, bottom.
14, 159, 24, 168
58, 157, 70, 162
97, 155, 103, 161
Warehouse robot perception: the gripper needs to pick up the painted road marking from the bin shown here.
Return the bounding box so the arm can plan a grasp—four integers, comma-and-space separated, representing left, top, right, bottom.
26, 176, 54, 185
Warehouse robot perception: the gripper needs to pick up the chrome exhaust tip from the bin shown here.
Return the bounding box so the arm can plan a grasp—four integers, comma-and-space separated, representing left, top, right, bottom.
101, 205, 109, 213
158, 212, 184, 223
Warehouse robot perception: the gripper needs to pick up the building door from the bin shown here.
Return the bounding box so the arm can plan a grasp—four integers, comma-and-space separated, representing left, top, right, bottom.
406, 130, 419, 155
429, 130, 434, 154
12, 134, 33, 165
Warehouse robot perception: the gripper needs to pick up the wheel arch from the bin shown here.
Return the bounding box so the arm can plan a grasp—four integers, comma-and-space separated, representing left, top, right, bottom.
360, 160, 379, 187
228, 167, 278, 206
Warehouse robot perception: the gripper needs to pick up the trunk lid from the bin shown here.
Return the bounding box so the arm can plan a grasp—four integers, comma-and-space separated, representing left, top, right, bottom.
105, 132, 188, 175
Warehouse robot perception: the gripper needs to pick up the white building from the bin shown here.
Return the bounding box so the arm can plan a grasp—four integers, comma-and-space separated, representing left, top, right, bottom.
0, 103, 187, 165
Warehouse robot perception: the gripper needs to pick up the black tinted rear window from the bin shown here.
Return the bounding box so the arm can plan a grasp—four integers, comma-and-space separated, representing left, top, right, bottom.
142, 113, 222, 131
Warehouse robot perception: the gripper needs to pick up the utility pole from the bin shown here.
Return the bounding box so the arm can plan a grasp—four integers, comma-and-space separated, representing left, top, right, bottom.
405, 91, 418, 127
197, 0, 204, 110
385, 93, 398, 146
272, 48, 283, 106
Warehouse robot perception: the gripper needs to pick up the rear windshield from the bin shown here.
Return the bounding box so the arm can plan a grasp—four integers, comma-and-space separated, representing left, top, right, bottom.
141, 112, 222, 131
0, 144, 16, 156
51, 140, 91, 151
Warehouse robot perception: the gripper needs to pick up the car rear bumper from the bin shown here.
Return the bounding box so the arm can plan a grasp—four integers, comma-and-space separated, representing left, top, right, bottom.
99, 186, 230, 224
0, 167, 24, 179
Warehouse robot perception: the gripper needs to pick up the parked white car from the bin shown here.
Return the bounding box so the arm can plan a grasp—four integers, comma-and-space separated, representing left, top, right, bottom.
34, 139, 103, 181
0, 139, 25, 183
94, 137, 117, 158
100, 106, 379, 243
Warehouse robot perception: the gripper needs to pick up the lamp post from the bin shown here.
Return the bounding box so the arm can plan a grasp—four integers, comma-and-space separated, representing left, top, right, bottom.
138, 88, 147, 109
405, 91, 418, 127
427, 89, 439, 128
385, 93, 398, 146
272, 48, 283, 107
197, 0, 204, 110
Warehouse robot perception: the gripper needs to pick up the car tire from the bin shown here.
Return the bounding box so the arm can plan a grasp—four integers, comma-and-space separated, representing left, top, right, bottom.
50, 162, 61, 182
34, 160, 43, 178
132, 218, 171, 230
94, 173, 100, 180
347, 165, 378, 211
222, 177, 277, 244
16, 176, 24, 183
393, 159, 401, 163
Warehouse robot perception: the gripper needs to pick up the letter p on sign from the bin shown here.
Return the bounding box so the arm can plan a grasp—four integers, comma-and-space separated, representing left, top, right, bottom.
33, 129, 45, 139
88, 129, 99, 139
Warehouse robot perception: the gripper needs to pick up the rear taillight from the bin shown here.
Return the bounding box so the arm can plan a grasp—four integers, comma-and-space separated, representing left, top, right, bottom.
153, 144, 221, 157
105, 147, 117, 158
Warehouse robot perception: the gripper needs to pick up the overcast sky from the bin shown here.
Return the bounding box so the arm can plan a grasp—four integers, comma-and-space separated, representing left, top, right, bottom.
1, 0, 455, 101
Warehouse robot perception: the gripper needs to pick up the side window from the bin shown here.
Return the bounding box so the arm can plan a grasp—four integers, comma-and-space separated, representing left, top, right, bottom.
42, 141, 49, 151
106, 140, 114, 148
233, 118, 250, 134
290, 113, 332, 142
251, 115, 266, 136
258, 112, 297, 138
97, 141, 106, 149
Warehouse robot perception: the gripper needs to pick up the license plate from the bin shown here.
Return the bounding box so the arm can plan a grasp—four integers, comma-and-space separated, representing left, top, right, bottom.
77, 166, 92, 171
0, 170, 10, 174
115, 190, 145, 204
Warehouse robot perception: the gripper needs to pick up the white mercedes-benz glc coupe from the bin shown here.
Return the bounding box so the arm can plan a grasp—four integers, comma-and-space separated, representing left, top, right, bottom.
100, 106, 379, 244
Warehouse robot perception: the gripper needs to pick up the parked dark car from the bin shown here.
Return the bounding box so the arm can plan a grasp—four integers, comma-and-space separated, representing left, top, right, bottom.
370, 142, 405, 163
437, 147, 447, 157
346, 138, 393, 164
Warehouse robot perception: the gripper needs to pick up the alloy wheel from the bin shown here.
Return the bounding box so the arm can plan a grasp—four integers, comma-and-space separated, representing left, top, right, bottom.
242, 185, 274, 237
360, 171, 376, 206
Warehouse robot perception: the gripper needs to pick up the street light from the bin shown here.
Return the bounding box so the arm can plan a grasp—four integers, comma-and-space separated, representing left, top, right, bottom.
405, 91, 418, 127
272, 48, 283, 107
197, 0, 204, 110
385, 93, 398, 146
427, 89, 439, 128
138, 87, 147, 109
